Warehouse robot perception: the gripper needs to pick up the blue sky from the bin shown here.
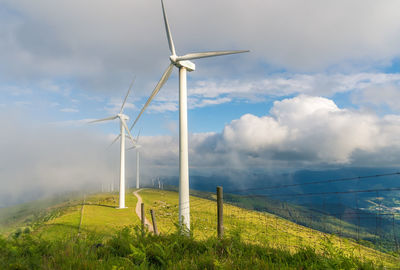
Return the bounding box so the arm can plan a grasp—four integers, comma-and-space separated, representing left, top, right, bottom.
1, 0, 400, 203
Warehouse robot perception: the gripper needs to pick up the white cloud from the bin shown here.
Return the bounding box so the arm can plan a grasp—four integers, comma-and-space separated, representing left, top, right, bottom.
1, 0, 400, 95
129, 72, 400, 113
14, 101, 31, 106
138, 95, 400, 170
148, 102, 178, 113
49, 118, 93, 127
216, 95, 386, 165
352, 83, 400, 111
222, 114, 288, 152
189, 97, 232, 109
0, 115, 117, 206
39, 80, 63, 93
2, 0, 400, 123
0, 85, 32, 96
191, 73, 400, 99
104, 99, 136, 115
60, 108, 79, 113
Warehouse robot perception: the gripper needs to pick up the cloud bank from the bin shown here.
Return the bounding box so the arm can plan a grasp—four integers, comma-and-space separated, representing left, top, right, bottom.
1, 0, 400, 93
139, 95, 400, 172
2, 95, 400, 206
0, 114, 117, 207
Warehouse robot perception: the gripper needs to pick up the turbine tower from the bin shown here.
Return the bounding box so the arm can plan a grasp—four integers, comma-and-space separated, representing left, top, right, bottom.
90, 83, 137, 209
130, 0, 249, 231
128, 131, 142, 189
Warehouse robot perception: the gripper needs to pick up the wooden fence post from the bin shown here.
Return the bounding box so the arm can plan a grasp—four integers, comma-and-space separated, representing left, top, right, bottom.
141, 203, 145, 233
217, 186, 224, 238
150, 209, 159, 235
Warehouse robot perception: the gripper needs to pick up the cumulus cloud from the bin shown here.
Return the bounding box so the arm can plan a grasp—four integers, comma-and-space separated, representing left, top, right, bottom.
220, 95, 381, 164
140, 95, 400, 171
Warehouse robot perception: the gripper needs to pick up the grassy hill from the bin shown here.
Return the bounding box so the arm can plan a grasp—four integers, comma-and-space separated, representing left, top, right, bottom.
1, 188, 399, 269
139, 189, 398, 265
0, 193, 82, 235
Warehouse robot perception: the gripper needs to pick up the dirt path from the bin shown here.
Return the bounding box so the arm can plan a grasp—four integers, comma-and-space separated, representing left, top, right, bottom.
133, 189, 153, 231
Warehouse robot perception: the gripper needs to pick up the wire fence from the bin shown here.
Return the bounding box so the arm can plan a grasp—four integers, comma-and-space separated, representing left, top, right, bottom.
144, 171, 400, 265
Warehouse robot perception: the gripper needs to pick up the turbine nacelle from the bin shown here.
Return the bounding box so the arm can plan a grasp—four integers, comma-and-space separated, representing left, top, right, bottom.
170, 55, 196, 71
128, 144, 141, 150
117, 113, 129, 121
176, 60, 195, 72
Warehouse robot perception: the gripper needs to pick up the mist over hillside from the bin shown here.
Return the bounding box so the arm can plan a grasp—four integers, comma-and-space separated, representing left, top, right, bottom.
2, 166, 399, 209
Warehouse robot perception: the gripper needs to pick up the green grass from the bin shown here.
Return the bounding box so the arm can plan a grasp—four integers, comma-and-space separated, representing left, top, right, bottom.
139, 189, 400, 268
0, 226, 385, 269
189, 188, 381, 242
1, 188, 399, 269
0, 193, 81, 235
81, 192, 140, 235
34, 191, 140, 240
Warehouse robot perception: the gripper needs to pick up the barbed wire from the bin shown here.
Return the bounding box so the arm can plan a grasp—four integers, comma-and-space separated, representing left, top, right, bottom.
147, 185, 400, 254
239, 186, 400, 198
225, 171, 400, 193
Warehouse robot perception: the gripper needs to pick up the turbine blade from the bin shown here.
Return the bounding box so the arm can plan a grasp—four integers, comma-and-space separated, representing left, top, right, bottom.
130, 63, 174, 130
108, 134, 121, 149
176, 50, 249, 61
121, 118, 137, 146
88, 115, 118, 124
161, 0, 176, 55
120, 77, 135, 114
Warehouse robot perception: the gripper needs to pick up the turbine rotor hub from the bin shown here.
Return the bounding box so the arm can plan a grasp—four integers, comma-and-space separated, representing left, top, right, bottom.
118, 113, 129, 121
169, 55, 177, 63
170, 55, 196, 71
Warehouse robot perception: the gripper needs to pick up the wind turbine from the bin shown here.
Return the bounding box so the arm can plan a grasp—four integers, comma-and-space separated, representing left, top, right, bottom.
130, 0, 249, 231
128, 131, 142, 189
90, 83, 137, 209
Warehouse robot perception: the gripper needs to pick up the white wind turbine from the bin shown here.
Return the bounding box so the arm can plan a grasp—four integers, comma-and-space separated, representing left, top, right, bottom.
130, 0, 249, 231
90, 84, 137, 209
128, 131, 142, 189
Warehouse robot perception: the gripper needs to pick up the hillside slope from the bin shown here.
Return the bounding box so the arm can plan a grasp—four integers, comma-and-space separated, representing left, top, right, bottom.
139, 189, 399, 267
1, 188, 399, 268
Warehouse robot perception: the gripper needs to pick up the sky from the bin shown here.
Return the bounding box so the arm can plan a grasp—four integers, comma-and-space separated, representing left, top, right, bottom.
1, 0, 400, 205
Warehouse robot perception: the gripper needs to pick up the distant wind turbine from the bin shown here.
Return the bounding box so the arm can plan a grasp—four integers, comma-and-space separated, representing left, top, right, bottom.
130, 0, 248, 231
128, 130, 142, 189
89, 82, 137, 209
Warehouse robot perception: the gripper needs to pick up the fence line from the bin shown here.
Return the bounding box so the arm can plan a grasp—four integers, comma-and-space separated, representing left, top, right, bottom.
225, 171, 400, 193
147, 183, 400, 264
239, 186, 400, 198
